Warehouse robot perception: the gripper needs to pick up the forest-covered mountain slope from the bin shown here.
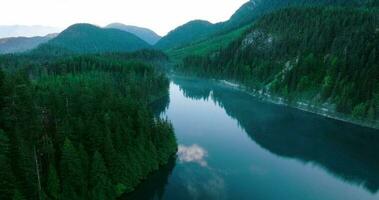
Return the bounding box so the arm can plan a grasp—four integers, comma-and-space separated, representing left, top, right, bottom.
166, 25, 250, 61
179, 7, 379, 126
158, 0, 377, 50
154, 20, 215, 49
36, 23, 151, 54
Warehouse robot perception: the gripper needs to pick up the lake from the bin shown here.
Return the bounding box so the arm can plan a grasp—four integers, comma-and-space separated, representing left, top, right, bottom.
122, 76, 379, 200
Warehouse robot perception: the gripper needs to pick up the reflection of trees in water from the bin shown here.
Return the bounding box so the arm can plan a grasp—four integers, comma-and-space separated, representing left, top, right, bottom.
151, 95, 170, 116
173, 77, 213, 101
120, 156, 176, 200
173, 76, 379, 193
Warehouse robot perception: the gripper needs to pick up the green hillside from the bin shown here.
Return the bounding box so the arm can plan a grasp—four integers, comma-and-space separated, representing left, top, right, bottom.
36, 23, 151, 54
155, 20, 215, 49
166, 25, 249, 61
159, 0, 376, 51
179, 7, 379, 125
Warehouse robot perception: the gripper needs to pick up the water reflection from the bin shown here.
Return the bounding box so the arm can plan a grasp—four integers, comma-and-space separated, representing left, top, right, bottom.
172, 76, 379, 193
178, 144, 208, 167
151, 94, 170, 116
120, 156, 176, 200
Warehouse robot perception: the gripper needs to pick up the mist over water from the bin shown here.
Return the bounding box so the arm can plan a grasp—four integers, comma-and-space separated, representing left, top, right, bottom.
123, 76, 379, 200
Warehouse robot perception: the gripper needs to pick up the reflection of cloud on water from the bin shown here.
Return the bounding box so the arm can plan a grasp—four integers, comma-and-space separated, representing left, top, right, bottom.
184, 173, 226, 200
178, 144, 208, 167
176, 144, 227, 199
203, 174, 226, 199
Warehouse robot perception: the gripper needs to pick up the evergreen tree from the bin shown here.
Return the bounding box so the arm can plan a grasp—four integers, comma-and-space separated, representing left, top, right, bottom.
0, 129, 15, 199
102, 131, 118, 183
60, 138, 84, 200
0, 52, 177, 199
12, 189, 26, 200
46, 164, 60, 200
89, 152, 115, 200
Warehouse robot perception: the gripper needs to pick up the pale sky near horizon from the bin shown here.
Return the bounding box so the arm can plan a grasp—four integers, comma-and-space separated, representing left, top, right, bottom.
1, 0, 248, 36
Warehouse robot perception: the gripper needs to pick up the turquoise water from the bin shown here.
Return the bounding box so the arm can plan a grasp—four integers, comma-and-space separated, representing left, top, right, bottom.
123, 76, 379, 200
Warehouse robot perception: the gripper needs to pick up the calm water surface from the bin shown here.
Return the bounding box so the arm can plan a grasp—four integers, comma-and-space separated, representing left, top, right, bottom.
123, 76, 379, 200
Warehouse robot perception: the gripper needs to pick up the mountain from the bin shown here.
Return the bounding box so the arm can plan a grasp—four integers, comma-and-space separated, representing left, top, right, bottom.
166, 25, 250, 61
0, 34, 56, 54
158, 0, 374, 50
106, 23, 161, 45
179, 7, 379, 126
0, 25, 60, 38
36, 23, 151, 54
155, 20, 215, 49
216, 0, 369, 32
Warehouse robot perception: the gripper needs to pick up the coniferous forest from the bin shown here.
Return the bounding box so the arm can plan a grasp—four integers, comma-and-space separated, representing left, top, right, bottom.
179, 6, 379, 126
0, 51, 177, 200
1, 0, 379, 199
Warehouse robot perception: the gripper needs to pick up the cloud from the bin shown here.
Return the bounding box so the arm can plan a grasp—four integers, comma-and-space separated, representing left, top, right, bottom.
177, 144, 208, 167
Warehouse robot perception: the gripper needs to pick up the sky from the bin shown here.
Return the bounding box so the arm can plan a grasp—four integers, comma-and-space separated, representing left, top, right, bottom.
0, 0, 248, 36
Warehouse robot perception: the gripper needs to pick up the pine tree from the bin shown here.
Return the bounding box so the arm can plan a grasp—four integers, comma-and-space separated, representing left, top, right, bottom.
60, 138, 84, 200
0, 129, 16, 199
46, 164, 60, 200
12, 189, 26, 200
102, 131, 118, 183
0, 69, 5, 116
10, 128, 39, 199
89, 151, 115, 200
77, 144, 89, 199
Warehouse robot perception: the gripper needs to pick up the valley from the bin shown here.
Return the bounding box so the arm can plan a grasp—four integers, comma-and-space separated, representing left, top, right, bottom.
0, 0, 378, 199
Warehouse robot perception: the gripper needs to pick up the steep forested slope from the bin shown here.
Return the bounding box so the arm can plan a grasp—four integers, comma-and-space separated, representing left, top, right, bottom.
167, 25, 250, 61
158, 0, 375, 50
179, 7, 379, 125
155, 20, 215, 49
0, 53, 177, 199
216, 0, 373, 32
36, 23, 151, 54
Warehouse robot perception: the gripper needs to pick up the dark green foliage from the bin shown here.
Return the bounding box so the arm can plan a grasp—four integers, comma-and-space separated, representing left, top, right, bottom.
89, 152, 115, 200
60, 138, 85, 199
46, 164, 60, 200
0, 130, 16, 199
12, 190, 26, 200
179, 7, 379, 124
0, 53, 177, 199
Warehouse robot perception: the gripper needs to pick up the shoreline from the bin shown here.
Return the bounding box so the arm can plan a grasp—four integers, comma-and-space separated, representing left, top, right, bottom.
218, 79, 379, 130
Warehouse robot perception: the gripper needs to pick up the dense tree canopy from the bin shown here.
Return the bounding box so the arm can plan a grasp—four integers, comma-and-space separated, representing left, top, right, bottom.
179, 7, 379, 124
0, 52, 177, 199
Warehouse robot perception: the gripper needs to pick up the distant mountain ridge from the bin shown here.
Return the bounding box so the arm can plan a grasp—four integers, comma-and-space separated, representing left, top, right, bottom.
35, 23, 151, 54
106, 23, 161, 45
0, 25, 60, 38
0, 34, 56, 54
